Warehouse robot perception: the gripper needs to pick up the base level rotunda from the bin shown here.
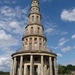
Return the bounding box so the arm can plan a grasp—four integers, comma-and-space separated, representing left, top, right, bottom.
10, 50, 57, 75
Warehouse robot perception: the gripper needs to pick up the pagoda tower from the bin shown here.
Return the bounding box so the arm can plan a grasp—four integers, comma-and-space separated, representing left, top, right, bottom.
10, 0, 57, 75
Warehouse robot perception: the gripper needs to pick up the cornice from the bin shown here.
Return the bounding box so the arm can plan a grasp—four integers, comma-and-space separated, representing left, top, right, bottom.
25, 23, 44, 30
12, 50, 57, 57
22, 34, 47, 41
28, 13, 42, 19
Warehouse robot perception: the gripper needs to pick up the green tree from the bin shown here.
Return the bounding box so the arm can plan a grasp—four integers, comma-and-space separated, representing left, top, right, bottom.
66, 64, 75, 71
58, 64, 66, 74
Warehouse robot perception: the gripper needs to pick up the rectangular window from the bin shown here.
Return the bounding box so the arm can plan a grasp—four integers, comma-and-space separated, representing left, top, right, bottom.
34, 38, 37, 44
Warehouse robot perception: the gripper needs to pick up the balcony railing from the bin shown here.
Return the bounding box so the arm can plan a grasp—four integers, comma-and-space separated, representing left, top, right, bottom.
16, 48, 22, 52
22, 32, 46, 39
46, 47, 52, 52
16, 47, 52, 52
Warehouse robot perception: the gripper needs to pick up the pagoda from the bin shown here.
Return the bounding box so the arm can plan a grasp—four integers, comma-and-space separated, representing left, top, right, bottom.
10, 0, 57, 75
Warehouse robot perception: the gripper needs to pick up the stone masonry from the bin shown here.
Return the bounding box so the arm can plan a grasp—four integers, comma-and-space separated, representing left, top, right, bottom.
10, 0, 57, 75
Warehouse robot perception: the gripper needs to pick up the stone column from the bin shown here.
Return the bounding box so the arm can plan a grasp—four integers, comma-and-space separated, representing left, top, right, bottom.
10, 58, 14, 75
41, 55, 43, 75
13, 57, 17, 75
44, 65, 47, 75
38, 64, 41, 75
49, 57, 52, 75
19, 56, 23, 75
30, 55, 33, 75
54, 57, 57, 75
18, 68, 20, 75
24, 65, 27, 75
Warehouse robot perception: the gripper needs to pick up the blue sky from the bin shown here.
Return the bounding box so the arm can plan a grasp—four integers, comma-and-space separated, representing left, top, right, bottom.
0, 0, 75, 72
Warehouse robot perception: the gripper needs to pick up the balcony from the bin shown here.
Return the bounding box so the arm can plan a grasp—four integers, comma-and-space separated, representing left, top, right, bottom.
22, 32, 47, 40
16, 47, 52, 53
16, 48, 22, 52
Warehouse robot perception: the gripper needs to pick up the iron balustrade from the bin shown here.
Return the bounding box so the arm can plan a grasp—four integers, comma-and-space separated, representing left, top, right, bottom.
22, 32, 46, 38
16, 47, 52, 52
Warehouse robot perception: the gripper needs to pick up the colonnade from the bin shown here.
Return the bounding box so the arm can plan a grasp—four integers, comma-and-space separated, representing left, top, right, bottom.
10, 55, 57, 75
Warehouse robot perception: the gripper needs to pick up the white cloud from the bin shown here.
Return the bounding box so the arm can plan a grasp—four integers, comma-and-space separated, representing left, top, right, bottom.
61, 46, 72, 52
59, 38, 65, 42
9, 21, 25, 34
0, 50, 14, 72
58, 37, 69, 46
74, 46, 75, 48
61, 8, 75, 21
42, 0, 52, 2
64, 61, 75, 66
0, 30, 18, 48
51, 46, 59, 50
61, 31, 68, 35
44, 27, 59, 35
57, 53, 63, 57
42, 17, 59, 35
0, 0, 17, 4
0, 5, 29, 72
1, 6, 16, 17
0, 6, 29, 35
45, 28, 55, 33
72, 34, 75, 39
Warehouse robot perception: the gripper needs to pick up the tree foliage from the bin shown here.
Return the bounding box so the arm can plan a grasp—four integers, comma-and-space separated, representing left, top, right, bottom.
0, 71, 10, 75
58, 64, 75, 74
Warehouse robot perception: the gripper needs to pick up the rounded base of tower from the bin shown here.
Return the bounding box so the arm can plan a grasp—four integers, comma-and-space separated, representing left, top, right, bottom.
10, 50, 57, 75
12, 50, 57, 57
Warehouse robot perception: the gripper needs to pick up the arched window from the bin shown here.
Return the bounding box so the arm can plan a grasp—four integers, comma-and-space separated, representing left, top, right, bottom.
39, 38, 41, 41
39, 38, 41, 43
29, 43, 32, 50
39, 43, 41, 50
25, 39, 28, 45
43, 40, 45, 46
37, 16, 39, 22
33, 1, 35, 3
34, 38, 37, 44
30, 38, 32, 43
31, 27, 33, 34
32, 16, 34, 21
38, 27, 40, 34
32, 8, 35, 12
36, 8, 38, 13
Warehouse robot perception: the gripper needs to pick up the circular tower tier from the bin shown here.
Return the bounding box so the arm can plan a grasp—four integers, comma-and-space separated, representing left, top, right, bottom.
10, 0, 57, 75
11, 50, 57, 75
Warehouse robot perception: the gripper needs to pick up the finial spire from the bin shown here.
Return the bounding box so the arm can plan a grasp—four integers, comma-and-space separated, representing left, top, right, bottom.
27, 0, 41, 24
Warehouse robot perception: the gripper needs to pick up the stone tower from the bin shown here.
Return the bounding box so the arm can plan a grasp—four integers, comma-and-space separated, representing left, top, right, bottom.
10, 0, 57, 75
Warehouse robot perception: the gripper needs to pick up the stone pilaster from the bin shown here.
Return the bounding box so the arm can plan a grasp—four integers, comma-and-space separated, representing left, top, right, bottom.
38, 64, 41, 75
44, 65, 47, 75
24, 65, 27, 75
10, 58, 14, 75
30, 55, 33, 75
18, 67, 20, 75
41, 55, 43, 75
13, 57, 16, 75
19, 56, 23, 75
49, 57, 52, 75
54, 57, 57, 75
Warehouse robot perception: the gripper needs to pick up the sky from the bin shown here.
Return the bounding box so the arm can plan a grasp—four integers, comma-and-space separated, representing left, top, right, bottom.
0, 0, 75, 72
